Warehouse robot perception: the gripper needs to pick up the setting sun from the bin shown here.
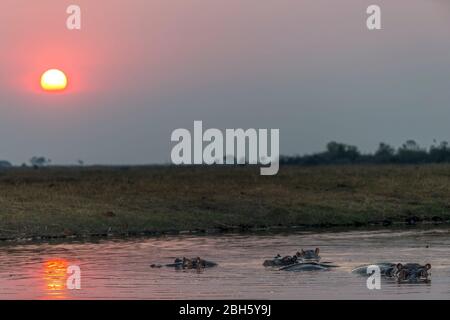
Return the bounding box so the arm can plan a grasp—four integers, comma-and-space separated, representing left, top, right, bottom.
40, 69, 68, 91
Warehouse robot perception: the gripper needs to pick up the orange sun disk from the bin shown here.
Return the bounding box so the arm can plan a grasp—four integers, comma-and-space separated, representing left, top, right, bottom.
40, 69, 68, 91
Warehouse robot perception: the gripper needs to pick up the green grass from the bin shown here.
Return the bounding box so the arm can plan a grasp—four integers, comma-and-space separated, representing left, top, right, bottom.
1, 164, 450, 240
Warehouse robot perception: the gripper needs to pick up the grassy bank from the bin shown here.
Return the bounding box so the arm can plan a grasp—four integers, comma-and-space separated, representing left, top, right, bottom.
1, 164, 450, 241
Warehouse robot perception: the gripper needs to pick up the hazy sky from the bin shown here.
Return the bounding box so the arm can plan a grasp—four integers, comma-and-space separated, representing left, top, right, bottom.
1, 0, 449, 164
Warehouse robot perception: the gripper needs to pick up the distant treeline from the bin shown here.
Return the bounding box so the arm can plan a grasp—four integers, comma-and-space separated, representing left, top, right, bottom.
280, 140, 450, 165
3, 140, 450, 168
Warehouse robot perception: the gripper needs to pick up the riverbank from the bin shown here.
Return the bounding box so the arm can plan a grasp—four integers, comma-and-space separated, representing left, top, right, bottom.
1, 164, 450, 241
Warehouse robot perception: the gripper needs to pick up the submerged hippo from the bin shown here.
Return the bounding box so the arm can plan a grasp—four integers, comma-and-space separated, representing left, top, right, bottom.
352, 263, 431, 282
263, 248, 321, 267
151, 257, 218, 269
352, 262, 394, 276
280, 262, 338, 272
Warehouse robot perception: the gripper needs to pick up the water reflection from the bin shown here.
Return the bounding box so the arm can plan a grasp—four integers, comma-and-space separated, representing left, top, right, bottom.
42, 259, 69, 299
0, 228, 449, 299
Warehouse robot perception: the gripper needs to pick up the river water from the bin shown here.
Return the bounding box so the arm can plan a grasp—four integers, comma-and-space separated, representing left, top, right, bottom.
0, 228, 449, 299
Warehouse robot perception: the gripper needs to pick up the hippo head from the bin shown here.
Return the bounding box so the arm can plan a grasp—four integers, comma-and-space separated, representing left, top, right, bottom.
195, 257, 204, 268
182, 257, 193, 268
395, 263, 431, 282
297, 248, 321, 262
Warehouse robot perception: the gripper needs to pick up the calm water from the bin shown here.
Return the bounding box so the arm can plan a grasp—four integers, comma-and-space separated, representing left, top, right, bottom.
0, 228, 449, 299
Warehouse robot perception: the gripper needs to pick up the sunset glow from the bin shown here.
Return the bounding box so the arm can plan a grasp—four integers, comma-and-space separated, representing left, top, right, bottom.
42, 258, 69, 299
40, 69, 68, 91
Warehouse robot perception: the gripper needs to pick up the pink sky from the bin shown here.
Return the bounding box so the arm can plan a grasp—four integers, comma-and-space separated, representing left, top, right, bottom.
1, 0, 450, 164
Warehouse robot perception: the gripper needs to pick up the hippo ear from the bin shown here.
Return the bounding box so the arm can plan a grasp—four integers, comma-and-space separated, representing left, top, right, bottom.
396, 263, 403, 270
315, 248, 320, 255
425, 263, 431, 270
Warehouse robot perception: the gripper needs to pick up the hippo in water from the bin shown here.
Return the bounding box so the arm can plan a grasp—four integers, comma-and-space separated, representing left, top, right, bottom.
352, 263, 431, 283
280, 261, 338, 272
297, 248, 321, 263
263, 254, 298, 267
391, 263, 431, 282
151, 257, 218, 269
263, 248, 321, 267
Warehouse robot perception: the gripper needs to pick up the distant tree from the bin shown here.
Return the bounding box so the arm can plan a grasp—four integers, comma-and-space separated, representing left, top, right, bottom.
429, 141, 450, 163
0, 160, 12, 168
77, 160, 85, 166
374, 143, 395, 163
396, 140, 428, 164
401, 140, 421, 152
277, 139, 450, 166
30, 156, 51, 168
325, 141, 361, 163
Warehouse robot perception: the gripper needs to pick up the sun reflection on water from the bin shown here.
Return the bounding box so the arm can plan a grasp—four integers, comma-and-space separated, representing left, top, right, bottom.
42, 259, 69, 299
